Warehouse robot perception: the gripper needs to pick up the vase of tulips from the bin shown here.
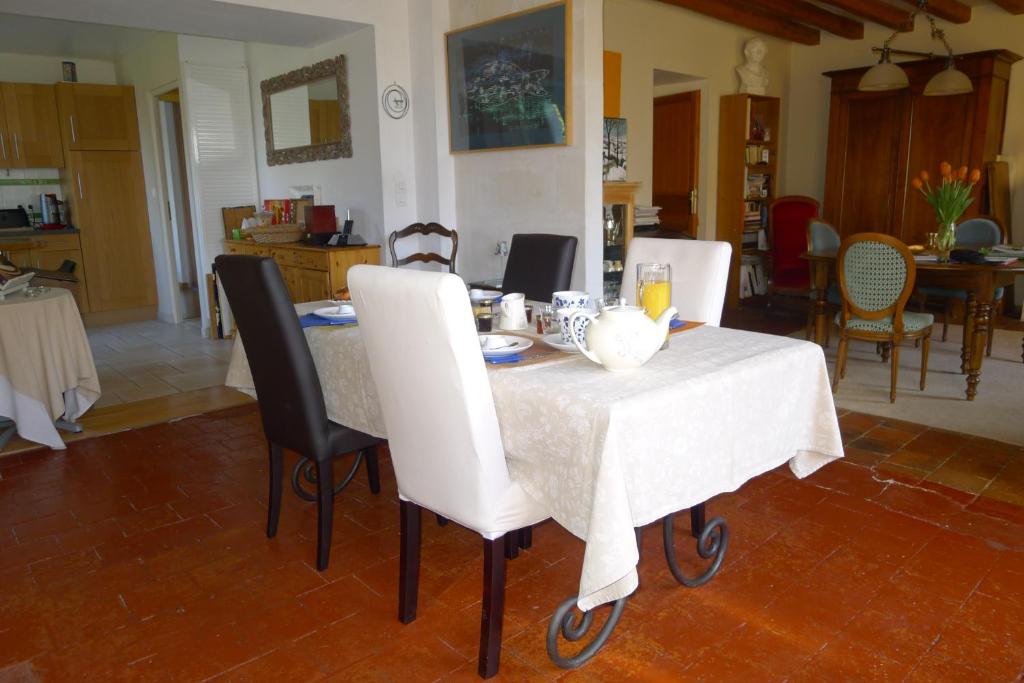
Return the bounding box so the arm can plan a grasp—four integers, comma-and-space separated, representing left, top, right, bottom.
911, 162, 981, 262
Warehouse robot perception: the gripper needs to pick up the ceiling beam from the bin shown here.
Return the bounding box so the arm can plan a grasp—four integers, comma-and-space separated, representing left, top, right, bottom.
989, 0, 1024, 13
653, 0, 821, 45
816, 0, 915, 31
746, 0, 864, 39
896, 0, 971, 23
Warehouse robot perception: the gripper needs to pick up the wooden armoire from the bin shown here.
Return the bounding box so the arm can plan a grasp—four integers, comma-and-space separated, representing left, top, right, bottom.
822, 49, 1020, 244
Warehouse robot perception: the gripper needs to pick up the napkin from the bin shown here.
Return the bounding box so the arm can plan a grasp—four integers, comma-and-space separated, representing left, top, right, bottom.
299, 313, 356, 328
485, 354, 525, 364
669, 318, 687, 330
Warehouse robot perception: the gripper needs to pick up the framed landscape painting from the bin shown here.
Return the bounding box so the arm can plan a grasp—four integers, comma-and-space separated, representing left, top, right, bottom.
446, 1, 571, 153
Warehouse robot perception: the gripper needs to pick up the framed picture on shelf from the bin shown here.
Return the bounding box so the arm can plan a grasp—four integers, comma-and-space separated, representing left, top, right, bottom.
603, 117, 627, 181
446, 1, 571, 152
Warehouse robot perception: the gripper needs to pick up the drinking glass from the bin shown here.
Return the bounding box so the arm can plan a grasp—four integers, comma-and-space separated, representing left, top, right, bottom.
636, 263, 672, 320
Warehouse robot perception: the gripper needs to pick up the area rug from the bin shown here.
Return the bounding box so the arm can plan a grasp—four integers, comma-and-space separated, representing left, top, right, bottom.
797, 324, 1024, 446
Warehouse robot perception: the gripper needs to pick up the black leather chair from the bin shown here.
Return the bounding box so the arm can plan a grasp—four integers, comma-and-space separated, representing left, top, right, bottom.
499, 233, 578, 302
215, 255, 382, 571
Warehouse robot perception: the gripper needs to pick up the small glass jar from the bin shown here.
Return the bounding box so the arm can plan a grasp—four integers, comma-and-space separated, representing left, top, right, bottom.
476, 313, 495, 333
473, 298, 495, 317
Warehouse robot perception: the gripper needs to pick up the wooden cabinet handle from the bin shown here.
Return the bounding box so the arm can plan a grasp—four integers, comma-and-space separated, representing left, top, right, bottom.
0, 132, 6, 160
12, 133, 19, 160
77, 172, 84, 199
69, 115, 77, 142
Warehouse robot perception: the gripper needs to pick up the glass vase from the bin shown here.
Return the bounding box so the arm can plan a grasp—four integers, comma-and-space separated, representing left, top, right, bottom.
935, 221, 957, 262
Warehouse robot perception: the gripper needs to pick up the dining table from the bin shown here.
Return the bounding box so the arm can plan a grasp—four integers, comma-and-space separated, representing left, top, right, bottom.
0, 287, 100, 449
802, 249, 1024, 401
225, 297, 844, 666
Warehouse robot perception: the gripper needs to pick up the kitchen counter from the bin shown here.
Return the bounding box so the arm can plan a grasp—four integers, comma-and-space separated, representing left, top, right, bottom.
0, 227, 80, 239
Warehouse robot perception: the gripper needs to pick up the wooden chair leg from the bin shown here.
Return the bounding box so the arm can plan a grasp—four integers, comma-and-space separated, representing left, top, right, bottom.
518, 526, 532, 550
833, 336, 848, 392
880, 342, 891, 363
986, 302, 996, 357
365, 447, 381, 495
315, 458, 334, 571
266, 442, 283, 538
399, 500, 422, 624
961, 296, 976, 374
889, 341, 901, 403
479, 536, 507, 679
920, 333, 930, 391
504, 531, 520, 560
435, 514, 449, 526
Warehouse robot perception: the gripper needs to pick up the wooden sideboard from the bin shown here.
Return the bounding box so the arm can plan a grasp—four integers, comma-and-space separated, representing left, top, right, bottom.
222, 240, 380, 303
7, 232, 89, 311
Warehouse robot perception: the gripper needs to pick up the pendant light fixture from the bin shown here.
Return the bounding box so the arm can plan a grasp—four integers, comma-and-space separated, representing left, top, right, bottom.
857, 0, 972, 96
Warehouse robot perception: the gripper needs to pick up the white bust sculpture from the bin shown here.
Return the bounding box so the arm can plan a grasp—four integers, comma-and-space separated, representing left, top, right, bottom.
737, 38, 769, 95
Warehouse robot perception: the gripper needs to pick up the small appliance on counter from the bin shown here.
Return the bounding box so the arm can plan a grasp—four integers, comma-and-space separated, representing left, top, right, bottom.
304, 206, 366, 247
39, 194, 67, 229
0, 207, 31, 231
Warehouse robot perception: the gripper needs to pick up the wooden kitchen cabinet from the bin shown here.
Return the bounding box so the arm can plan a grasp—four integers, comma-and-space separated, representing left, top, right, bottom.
64, 151, 156, 313
6, 232, 91, 312
222, 240, 380, 303
0, 83, 63, 168
55, 83, 140, 151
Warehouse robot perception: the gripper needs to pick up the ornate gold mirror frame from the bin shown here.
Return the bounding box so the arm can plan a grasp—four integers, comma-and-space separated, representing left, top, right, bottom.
261, 55, 352, 165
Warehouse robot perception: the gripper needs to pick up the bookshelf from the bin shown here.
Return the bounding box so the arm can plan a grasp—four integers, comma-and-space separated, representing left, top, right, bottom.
717, 94, 780, 307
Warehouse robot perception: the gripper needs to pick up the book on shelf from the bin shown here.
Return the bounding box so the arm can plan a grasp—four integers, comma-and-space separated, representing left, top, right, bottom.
744, 144, 772, 166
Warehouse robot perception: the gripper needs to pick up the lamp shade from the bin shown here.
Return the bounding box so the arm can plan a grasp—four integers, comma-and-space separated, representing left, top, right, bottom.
923, 66, 973, 96
858, 62, 910, 92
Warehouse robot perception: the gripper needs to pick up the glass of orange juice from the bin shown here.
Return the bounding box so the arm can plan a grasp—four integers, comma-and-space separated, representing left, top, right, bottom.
637, 263, 672, 349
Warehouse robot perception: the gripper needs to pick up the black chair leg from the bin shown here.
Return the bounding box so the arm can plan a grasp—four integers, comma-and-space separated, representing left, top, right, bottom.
690, 504, 706, 539
315, 458, 334, 571
479, 536, 507, 679
266, 442, 283, 538
518, 526, 532, 550
504, 531, 520, 560
435, 514, 449, 526
399, 500, 422, 624
365, 447, 381, 495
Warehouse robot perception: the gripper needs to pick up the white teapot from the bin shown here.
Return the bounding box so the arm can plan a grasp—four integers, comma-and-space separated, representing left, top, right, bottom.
569, 303, 678, 372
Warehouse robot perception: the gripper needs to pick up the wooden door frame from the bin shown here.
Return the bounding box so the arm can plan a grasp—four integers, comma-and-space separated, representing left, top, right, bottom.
652, 89, 701, 236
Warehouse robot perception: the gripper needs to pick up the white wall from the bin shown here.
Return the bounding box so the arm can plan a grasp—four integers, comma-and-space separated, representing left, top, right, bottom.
115, 32, 182, 323
447, 0, 604, 295
245, 26, 385, 248
603, 0, 792, 241
0, 52, 117, 84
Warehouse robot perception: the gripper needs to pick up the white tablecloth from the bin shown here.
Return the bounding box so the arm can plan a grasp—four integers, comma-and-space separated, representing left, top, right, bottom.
226, 302, 843, 610
0, 288, 100, 449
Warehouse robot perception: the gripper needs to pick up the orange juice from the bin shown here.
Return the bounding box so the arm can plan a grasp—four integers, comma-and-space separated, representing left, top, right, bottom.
639, 281, 671, 320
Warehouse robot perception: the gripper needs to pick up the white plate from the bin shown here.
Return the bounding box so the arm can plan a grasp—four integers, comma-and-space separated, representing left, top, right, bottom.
479, 334, 533, 358
313, 304, 355, 321
542, 333, 580, 353
470, 289, 503, 302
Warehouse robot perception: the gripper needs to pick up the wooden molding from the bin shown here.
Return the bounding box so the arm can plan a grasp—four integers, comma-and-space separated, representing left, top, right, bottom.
816, 0, 914, 31
653, 0, 820, 45
990, 0, 1024, 13
895, 0, 970, 23
746, 0, 863, 39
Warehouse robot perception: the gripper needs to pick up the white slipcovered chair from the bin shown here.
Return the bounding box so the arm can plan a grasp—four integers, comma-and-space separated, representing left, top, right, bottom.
620, 238, 732, 326
348, 265, 549, 679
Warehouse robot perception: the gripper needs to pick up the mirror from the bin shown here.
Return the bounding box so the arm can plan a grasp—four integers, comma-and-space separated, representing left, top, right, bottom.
261, 55, 351, 165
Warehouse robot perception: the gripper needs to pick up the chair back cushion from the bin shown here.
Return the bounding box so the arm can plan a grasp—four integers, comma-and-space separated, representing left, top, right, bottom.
955, 218, 1002, 248
769, 196, 820, 290
214, 255, 330, 457
808, 220, 841, 252
620, 238, 732, 326
349, 265, 532, 536
501, 233, 578, 302
837, 233, 916, 324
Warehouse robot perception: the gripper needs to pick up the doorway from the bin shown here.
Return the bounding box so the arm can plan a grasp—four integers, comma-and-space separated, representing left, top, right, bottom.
652, 90, 700, 237
156, 89, 200, 320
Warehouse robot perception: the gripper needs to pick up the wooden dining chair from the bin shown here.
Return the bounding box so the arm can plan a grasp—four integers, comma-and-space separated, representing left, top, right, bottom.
768, 195, 820, 302
833, 233, 933, 403
917, 215, 1006, 358
348, 265, 549, 679
805, 219, 843, 343
500, 233, 578, 302
214, 255, 383, 571
620, 237, 731, 325
388, 222, 458, 273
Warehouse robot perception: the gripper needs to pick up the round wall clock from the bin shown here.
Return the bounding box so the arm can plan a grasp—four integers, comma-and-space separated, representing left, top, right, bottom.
382, 84, 410, 119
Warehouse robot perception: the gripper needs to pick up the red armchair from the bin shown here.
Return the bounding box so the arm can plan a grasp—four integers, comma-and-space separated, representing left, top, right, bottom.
768, 195, 821, 297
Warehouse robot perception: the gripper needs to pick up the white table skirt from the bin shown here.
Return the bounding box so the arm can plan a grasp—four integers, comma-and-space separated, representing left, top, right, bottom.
226, 302, 843, 610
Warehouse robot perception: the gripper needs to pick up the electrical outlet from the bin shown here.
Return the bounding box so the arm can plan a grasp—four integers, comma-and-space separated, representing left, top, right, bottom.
495, 240, 509, 256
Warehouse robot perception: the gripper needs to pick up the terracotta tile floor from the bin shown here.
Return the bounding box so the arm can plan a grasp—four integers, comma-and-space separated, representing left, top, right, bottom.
0, 406, 1022, 681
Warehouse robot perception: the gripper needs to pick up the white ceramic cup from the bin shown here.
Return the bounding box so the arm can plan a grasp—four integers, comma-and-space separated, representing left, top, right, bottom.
499, 292, 528, 330
553, 290, 591, 310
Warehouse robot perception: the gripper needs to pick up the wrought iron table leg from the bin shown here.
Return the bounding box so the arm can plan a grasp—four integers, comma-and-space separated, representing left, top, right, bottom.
664, 511, 728, 588
0, 419, 15, 450
546, 594, 628, 669
290, 451, 364, 502
55, 418, 83, 433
